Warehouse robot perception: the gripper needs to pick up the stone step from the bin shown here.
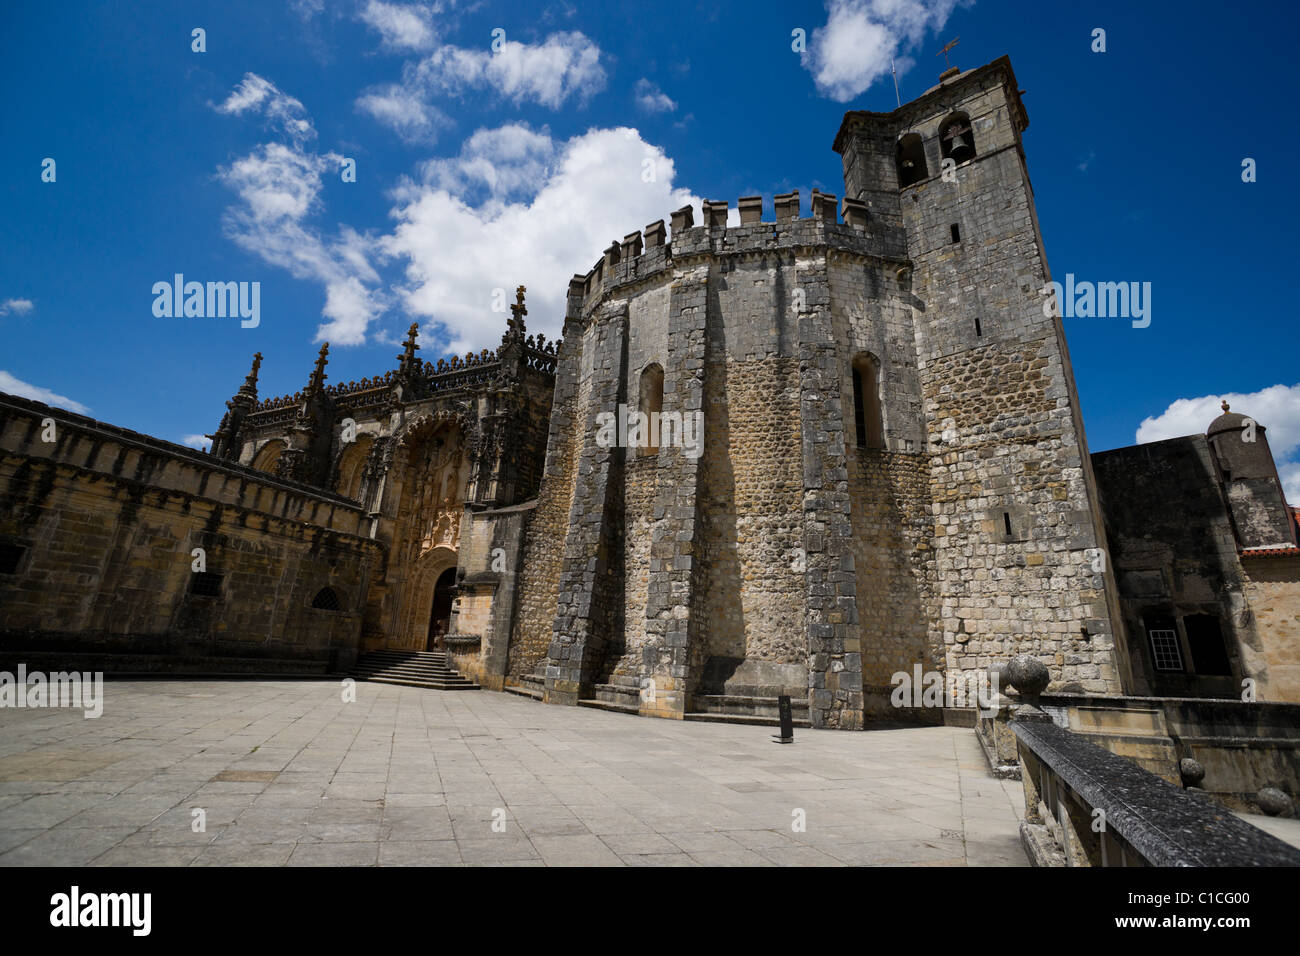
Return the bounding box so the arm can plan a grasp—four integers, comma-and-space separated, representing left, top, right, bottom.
577, 698, 641, 716
593, 682, 641, 706
353, 663, 460, 676
504, 683, 543, 701
691, 694, 809, 721
358, 675, 481, 691
684, 711, 812, 729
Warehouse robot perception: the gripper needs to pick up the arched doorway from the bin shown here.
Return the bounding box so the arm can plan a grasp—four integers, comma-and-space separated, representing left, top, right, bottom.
427, 567, 457, 650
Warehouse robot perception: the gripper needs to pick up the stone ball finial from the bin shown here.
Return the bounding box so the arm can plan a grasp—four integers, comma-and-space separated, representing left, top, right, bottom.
1179, 757, 1205, 789
1257, 787, 1294, 817
1005, 654, 1050, 698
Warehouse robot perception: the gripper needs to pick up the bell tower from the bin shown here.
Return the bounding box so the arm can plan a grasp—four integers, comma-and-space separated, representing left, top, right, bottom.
835, 55, 1130, 695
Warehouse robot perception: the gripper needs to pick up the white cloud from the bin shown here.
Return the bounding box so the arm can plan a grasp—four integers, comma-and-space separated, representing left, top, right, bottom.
355, 83, 447, 144
356, 30, 605, 141
0, 298, 34, 315
0, 371, 90, 414
291, 0, 324, 20
416, 123, 555, 201
804, 0, 963, 103
359, 1, 437, 51
181, 434, 210, 450
413, 31, 605, 109
1136, 384, 1300, 501
215, 73, 315, 144
215, 75, 386, 346
634, 78, 676, 113
381, 125, 701, 355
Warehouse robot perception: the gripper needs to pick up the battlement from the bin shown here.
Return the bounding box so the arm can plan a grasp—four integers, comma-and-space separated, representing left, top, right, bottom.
570, 189, 903, 314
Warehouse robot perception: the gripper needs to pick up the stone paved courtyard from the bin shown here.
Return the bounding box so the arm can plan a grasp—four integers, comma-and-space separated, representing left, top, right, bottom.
0, 679, 1028, 866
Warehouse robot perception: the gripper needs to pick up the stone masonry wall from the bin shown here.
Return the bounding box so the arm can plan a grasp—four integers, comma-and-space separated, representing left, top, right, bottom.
0, 394, 381, 668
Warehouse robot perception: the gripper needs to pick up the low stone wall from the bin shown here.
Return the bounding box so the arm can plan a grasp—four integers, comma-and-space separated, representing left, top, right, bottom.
1013, 716, 1300, 866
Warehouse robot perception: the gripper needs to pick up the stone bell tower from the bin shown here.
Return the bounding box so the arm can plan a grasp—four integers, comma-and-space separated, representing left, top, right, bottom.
834, 55, 1129, 695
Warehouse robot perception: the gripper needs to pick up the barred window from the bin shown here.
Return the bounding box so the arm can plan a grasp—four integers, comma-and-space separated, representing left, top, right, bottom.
1148, 628, 1183, 672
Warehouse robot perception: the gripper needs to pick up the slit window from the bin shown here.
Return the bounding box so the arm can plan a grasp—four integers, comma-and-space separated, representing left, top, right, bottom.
950, 223, 961, 243
975, 317, 983, 337
190, 571, 224, 597
851, 353, 884, 450
638, 363, 664, 456
1003, 512, 1012, 536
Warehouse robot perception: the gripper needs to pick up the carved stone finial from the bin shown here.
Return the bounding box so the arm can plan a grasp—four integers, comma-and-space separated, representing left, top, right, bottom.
1221, 399, 1230, 413
504, 284, 527, 344
309, 343, 329, 391
398, 322, 421, 373
237, 351, 263, 399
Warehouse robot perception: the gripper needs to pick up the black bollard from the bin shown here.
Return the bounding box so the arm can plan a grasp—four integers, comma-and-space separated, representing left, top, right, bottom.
774, 694, 794, 744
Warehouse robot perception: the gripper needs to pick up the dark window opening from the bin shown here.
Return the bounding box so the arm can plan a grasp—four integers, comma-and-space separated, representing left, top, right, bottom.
1184, 614, 1233, 676
639, 364, 664, 456
190, 571, 223, 597
950, 223, 961, 243
939, 112, 977, 164
1145, 614, 1184, 672
851, 354, 884, 449
974, 317, 983, 337
311, 586, 343, 611
0, 543, 26, 575
895, 133, 929, 187
1003, 512, 1012, 536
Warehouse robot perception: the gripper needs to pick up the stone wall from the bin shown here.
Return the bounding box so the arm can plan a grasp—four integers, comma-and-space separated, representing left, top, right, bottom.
0, 394, 382, 669
1241, 556, 1300, 702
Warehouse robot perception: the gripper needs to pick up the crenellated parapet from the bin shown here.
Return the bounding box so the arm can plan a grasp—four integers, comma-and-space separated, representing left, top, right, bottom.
567, 189, 905, 320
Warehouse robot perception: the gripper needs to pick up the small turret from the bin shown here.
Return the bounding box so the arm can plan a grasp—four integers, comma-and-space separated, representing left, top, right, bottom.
1207, 400, 1297, 550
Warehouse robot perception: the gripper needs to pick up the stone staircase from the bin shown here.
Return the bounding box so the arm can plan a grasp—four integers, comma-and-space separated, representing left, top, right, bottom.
350, 650, 479, 690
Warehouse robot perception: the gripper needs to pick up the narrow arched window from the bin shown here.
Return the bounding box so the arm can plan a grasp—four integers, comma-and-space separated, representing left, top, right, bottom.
311, 587, 343, 611
939, 112, 976, 164
851, 354, 884, 450
639, 363, 664, 456
896, 133, 928, 187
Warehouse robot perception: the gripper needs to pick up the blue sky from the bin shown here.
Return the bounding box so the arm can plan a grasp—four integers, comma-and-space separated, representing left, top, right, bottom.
2, 0, 1298, 494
